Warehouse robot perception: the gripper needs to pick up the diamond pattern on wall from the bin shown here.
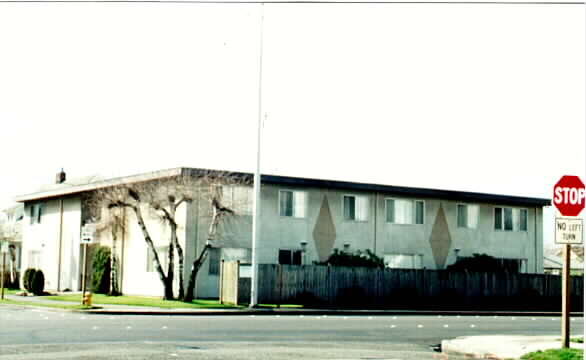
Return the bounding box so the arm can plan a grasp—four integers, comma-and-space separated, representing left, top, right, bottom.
312, 196, 337, 262
429, 204, 452, 269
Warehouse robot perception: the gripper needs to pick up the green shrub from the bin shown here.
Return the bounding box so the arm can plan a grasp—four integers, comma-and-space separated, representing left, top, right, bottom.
31, 270, 45, 295
91, 246, 111, 294
316, 248, 384, 268
23, 268, 36, 292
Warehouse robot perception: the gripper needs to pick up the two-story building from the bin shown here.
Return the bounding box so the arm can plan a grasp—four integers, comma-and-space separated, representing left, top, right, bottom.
15, 167, 550, 298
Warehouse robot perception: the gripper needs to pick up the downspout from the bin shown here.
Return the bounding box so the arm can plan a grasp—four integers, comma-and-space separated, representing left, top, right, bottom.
57, 198, 64, 292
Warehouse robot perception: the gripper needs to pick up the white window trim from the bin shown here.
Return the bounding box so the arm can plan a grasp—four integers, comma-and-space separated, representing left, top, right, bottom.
414, 200, 425, 225
519, 208, 529, 232
457, 203, 479, 229
495, 206, 525, 232
384, 198, 424, 225
342, 194, 369, 222
278, 189, 307, 219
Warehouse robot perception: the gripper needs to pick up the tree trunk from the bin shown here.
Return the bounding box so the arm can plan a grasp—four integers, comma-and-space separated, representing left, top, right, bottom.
8, 245, 17, 286
132, 205, 172, 300
176, 242, 185, 300
109, 224, 120, 296
183, 244, 211, 303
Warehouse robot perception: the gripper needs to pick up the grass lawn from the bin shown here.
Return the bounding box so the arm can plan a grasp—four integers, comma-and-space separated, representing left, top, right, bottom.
572, 338, 584, 344
0, 297, 95, 311
521, 348, 583, 360
45, 293, 241, 309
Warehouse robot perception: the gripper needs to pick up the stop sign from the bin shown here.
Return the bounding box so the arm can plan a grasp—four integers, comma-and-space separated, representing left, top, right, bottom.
553, 175, 586, 216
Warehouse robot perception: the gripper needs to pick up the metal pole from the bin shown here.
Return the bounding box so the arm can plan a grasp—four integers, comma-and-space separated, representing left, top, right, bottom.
1, 252, 5, 300
249, 3, 264, 308
561, 243, 571, 348
81, 243, 88, 305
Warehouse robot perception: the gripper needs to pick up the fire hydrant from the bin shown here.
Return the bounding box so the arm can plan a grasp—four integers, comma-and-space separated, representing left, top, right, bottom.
83, 292, 92, 306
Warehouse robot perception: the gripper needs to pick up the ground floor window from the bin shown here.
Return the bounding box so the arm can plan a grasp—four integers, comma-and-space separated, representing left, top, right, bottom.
384, 254, 423, 269
279, 249, 302, 265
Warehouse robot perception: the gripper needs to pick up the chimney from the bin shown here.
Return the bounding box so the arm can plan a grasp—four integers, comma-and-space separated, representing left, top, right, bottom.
56, 169, 66, 184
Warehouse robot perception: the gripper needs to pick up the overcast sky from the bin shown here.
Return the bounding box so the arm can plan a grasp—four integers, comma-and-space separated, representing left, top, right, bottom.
0, 1, 583, 246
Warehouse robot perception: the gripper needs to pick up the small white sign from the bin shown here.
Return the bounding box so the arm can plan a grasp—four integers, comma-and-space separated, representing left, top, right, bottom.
81, 224, 96, 244
555, 217, 583, 245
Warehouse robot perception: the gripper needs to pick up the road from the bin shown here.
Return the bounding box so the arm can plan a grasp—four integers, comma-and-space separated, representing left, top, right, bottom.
0, 306, 583, 359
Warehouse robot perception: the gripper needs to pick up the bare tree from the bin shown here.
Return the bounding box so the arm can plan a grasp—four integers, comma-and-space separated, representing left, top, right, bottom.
90, 170, 248, 301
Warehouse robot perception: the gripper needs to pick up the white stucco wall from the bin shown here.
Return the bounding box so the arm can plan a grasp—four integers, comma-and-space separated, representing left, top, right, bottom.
21, 197, 82, 291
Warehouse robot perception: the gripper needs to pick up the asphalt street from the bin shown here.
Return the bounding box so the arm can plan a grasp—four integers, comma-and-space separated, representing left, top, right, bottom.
0, 306, 583, 360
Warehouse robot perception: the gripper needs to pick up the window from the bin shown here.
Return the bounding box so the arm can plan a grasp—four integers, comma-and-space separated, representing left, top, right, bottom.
29, 203, 43, 225
385, 199, 424, 225
457, 204, 479, 229
278, 249, 302, 265
222, 185, 252, 215
343, 195, 368, 221
208, 248, 221, 275
146, 246, 168, 273
494, 207, 526, 232
279, 190, 306, 218
519, 209, 528, 232
384, 254, 423, 269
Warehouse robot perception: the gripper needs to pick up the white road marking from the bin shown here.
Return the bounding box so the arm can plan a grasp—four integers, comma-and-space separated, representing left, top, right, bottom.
443, 324, 449, 328
532, 318, 537, 321
126, 326, 132, 330
456, 315, 461, 319
470, 324, 476, 328
392, 316, 397, 320
276, 315, 280, 318
511, 317, 516, 321
92, 326, 98, 330
162, 326, 168, 330
390, 325, 396, 328
343, 316, 348, 320
368, 317, 373, 320
299, 315, 304, 318
437, 315, 442, 318
170, 353, 178, 357
417, 325, 424, 328
80, 316, 86, 320
493, 316, 498, 319
249, 315, 255, 318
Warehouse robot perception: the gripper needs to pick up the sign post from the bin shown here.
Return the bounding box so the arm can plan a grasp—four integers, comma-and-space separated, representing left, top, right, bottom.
0, 241, 8, 301
553, 175, 585, 349
80, 225, 95, 306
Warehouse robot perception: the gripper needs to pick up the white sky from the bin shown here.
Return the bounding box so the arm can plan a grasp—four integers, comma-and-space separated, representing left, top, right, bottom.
0, 1, 584, 246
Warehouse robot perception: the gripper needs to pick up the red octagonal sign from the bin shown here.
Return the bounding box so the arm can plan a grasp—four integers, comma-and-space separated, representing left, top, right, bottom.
553, 175, 586, 216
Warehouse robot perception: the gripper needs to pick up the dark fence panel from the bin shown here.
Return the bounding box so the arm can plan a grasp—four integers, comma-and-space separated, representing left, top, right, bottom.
253, 265, 584, 311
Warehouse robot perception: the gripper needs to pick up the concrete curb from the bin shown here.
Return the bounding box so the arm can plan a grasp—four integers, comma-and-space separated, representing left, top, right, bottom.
78, 308, 585, 317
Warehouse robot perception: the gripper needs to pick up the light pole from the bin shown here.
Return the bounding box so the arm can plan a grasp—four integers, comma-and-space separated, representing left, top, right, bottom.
249, 3, 265, 308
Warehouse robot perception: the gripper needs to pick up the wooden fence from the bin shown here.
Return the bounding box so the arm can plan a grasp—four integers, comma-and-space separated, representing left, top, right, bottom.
253, 264, 584, 311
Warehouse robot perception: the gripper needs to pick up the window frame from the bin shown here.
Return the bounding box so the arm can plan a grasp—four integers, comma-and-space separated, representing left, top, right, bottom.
494, 206, 525, 232
342, 194, 369, 222
278, 189, 307, 219
384, 198, 425, 225
457, 203, 479, 229
519, 208, 529, 232
278, 249, 302, 265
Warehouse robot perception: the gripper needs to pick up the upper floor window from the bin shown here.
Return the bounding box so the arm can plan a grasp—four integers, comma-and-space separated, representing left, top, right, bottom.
279, 190, 306, 218
494, 207, 528, 232
457, 204, 479, 229
29, 203, 43, 225
343, 195, 369, 221
385, 199, 425, 225
222, 185, 252, 216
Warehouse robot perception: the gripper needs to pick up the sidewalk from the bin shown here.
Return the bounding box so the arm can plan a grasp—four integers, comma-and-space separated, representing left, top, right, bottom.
442, 335, 584, 359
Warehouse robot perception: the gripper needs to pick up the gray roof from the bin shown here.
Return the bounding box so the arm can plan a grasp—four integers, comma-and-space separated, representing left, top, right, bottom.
15, 167, 551, 207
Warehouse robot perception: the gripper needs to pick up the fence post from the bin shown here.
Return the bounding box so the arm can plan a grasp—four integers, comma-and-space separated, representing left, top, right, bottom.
219, 260, 224, 304
278, 264, 282, 308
